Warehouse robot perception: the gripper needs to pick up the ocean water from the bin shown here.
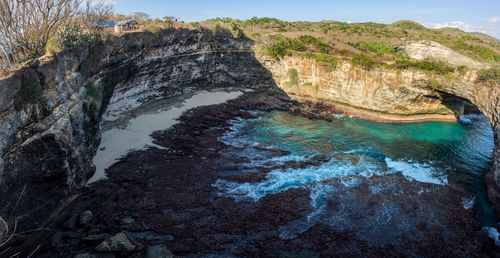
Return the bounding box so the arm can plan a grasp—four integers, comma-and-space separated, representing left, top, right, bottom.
214, 111, 497, 227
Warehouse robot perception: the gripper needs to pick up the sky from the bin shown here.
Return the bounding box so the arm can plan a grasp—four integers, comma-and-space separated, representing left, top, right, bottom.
113, 0, 500, 38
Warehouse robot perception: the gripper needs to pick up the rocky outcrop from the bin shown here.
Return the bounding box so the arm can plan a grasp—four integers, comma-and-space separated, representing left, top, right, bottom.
400, 40, 490, 70
0, 28, 274, 230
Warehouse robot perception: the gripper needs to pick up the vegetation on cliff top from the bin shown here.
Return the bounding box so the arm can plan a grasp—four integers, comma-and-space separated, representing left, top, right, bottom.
200, 17, 500, 75
477, 67, 500, 87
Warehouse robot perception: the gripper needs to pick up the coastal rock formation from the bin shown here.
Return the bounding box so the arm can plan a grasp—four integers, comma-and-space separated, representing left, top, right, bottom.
256, 45, 500, 212
260, 54, 463, 122
0, 27, 499, 233
0, 28, 273, 230
401, 40, 490, 70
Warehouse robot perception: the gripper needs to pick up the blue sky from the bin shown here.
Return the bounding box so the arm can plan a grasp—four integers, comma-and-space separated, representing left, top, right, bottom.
113, 0, 500, 38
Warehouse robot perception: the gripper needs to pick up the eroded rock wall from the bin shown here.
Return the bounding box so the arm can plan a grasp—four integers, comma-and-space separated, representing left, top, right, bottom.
0, 28, 273, 230
258, 54, 479, 121
1, 28, 500, 230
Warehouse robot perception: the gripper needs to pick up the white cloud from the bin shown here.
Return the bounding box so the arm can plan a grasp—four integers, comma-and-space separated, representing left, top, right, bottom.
426, 21, 473, 32
486, 16, 500, 24
423, 16, 500, 39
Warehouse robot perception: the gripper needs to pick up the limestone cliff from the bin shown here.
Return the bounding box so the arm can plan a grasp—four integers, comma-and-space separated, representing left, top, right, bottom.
1, 28, 500, 230
0, 28, 273, 230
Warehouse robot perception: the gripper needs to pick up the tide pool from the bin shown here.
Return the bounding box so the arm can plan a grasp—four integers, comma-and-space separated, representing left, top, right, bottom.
214, 111, 497, 225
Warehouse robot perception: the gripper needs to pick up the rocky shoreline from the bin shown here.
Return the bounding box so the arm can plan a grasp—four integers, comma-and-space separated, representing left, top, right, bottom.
290, 97, 459, 123
4, 89, 496, 257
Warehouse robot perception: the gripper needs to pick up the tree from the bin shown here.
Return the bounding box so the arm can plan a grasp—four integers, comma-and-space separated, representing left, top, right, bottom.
131, 12, 150, 20
163, 16, 175, 21
0, 0, 82, 57
83, 0, 115, 27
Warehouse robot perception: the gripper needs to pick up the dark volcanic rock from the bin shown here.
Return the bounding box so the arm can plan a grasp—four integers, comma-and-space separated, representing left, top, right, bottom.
25, 91, 498, 257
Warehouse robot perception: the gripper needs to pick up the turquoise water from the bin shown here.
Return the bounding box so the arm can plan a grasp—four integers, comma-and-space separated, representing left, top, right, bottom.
215, 111, 497, 225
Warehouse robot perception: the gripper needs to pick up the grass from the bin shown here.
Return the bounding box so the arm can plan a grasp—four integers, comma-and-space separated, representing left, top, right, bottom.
313, 54, 338, 69
288, 68, 299, 85
211, 17, 500, 66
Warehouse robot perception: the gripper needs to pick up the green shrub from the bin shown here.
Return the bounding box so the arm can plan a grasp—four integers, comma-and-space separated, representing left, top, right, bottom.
264, 42, 289, 59
85, 81, 101, 103
55, 25, 102, 51
244, 17, 289, 28
354, 41, 395, 56
297, 35, 333, 53
227, 22, 246, 39
288, 68, 299, 85
412, 60, 455, 74
351, 54, 374, 69
452, 40, 500, 64
395, 59, 411, 69
315, 84, 319, 92
457, 65, 468, 75
477, 67, 500, 86
287, 38, 307, 52
144, 22, 161, 33
313, 54, 338, 69
430, 79, 440, 90
45, 35, 64, 55
395, 59, 454, 74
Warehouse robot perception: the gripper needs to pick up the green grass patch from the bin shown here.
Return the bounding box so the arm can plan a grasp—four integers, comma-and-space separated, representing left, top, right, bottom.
353, 40, 395, 56
451, 40, 500, 64
351, 54, 374, 69
313, 54, 338, 69
288, 68, 299, 85
395, 59, 455, 74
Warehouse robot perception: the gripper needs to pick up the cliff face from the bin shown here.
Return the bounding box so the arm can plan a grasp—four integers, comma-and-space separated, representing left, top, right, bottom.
255, 46, 500, 212
259, 55, 464, 121
0, 29, 273, 229
1, 29, 500, 229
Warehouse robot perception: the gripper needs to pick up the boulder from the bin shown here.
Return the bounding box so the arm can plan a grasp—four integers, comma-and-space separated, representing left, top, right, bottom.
145, 244, 173, 258
95, 232, 139, 253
